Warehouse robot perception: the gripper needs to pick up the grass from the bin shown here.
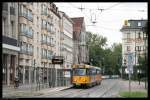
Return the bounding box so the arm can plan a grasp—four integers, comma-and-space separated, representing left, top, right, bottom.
119, 91, 147, 98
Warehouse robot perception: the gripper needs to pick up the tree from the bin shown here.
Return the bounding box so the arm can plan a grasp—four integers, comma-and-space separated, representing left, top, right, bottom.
86, 31, 107, 68
86, 31, 122, 76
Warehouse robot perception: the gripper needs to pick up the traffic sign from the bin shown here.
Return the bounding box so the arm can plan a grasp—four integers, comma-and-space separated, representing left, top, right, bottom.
127, 53, 134, 73
52, 56, 64, 64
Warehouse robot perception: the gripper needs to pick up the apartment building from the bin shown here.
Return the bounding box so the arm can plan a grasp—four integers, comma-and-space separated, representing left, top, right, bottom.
71, 17, 89, 64
2, 2, 20, 86
120, 19, 147, 74
17, 2, 62, 87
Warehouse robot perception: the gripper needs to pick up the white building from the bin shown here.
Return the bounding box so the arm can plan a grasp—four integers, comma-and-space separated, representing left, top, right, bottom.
59, 11, 73, 86
59, 11, 73, 68
120, 19, 147, 74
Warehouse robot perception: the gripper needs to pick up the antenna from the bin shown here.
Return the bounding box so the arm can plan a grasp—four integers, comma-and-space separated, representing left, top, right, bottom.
78, 4, 85, 12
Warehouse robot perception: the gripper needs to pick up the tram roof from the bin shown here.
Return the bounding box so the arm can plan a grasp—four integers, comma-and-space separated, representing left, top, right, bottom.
71, 64, 101, 70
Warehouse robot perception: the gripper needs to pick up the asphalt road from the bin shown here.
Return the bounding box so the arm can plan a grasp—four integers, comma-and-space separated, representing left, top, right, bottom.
36, 79, 123, 98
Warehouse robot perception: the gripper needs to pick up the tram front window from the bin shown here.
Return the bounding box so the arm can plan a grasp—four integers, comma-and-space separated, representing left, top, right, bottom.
73, 69, 86, 76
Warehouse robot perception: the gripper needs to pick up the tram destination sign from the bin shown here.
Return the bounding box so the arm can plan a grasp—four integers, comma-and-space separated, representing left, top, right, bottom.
52, 56, 64, 64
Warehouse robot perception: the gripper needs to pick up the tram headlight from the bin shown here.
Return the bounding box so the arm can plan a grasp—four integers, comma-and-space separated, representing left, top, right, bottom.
74, 79, 77, 82
82, 78, 86, 82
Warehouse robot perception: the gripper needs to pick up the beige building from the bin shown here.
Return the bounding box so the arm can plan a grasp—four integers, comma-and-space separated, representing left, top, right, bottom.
17, 2, 63, 88
2, 2, 20, 86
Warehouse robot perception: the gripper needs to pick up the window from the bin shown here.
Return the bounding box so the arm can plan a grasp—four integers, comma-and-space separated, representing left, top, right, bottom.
47, 36, 50, 44
37, 17, 39, 27
10, 22, 14, 36
37, 32, 39, 42
20, 24, 25, 33
3, 3, 8, 11
28, 10, 33, 21
3, 18, 5, 35
135, 46, 141, 51
44, 49, 47, 58
43, 34, 46, 43
128, 22, 130, 26
28, 27, 32, 36
10, 6, 15, 15
21, 42, 26, 53
126, 33, 131, 42
26, 26, 29, 35
138, 22, 141, 27
11, 3, 15, 7
20, 6, 27, 17
73, 68, 86, 76
47, 22, 51, 32
127, 33, 130, 39
37, 47, 39, 58
51, 37, 54, 45
41, 4, 47, 15
41, 48, 43, 57
42, 20, 47, 29
127, 46, 130, 51
138, 32, 141, 39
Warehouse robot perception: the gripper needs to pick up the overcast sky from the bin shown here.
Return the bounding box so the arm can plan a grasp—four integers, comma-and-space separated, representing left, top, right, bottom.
54, 2, 148, 47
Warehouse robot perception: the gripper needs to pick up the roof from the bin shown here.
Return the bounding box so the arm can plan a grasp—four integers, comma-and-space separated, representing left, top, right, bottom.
59, 11, 74, 24
71, 17, 84, 41
121, 19, 147, 31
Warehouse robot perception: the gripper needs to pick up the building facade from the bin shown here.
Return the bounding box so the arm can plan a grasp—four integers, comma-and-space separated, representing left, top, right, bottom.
59, 11, 73, 68
71, 17, 89, 64
59, 11, 73, 86
2, 2, 20, 86
121, 19, 147, 75
12, 2, 63, 88
2, 2, 89, 88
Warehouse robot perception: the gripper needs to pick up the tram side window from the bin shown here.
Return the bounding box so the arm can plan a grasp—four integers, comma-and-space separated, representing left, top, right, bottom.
89, 69, 96, 75
96, 70, 101, 74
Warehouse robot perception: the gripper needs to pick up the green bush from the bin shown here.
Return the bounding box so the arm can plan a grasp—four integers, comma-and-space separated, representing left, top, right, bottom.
140, 77, 147, 82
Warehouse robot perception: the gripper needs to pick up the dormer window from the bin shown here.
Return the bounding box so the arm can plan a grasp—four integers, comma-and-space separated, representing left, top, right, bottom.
128, 22, 130, 26
138, 22, 141, 27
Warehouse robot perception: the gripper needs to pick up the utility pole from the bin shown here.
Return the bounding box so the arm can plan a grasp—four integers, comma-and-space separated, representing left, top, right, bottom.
128, 52, 134, 97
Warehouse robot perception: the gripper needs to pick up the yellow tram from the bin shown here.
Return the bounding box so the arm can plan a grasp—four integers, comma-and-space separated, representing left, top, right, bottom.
71, 64, 102, 87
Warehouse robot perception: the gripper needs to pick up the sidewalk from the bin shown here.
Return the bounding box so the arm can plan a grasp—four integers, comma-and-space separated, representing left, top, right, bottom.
2, 84, 72, 98
120, 79, 147, 92
113, 79, 148, 97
